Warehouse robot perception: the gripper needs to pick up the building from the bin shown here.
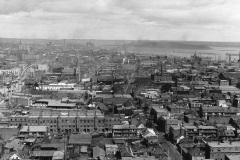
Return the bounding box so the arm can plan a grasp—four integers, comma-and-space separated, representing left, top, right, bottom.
184, 115, 198, 124
183, 125, 198, 140
104, 114, 124, 133
197, 125, 217, 138
9, 109, 105, 134
105, 144, 118, 155
19, 126, 48, 139
226, 155, 240, 160
169, 125, 183, 144
200, 106, 240, 119
112, 124, 138, 139
19, 39, 30, 52
158, 117, 181, 133
36, 83, 75, 91
206, 141, 240, 160
68, 134, 92, 151
152, 73, 173, 83
133, 76, 152, 86
150, 106, 169, 122
219, 80, 229, 86
219, 72, 240, 86
189, 102, 203, 112
166, 104, 185, 114
5, 56, 18, 67
32, 99, 77, 109
0, 68, 21, 76
10, 94, 32, 106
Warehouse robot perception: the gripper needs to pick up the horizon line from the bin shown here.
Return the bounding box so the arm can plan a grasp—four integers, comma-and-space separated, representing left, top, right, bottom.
0, 37, 240, 43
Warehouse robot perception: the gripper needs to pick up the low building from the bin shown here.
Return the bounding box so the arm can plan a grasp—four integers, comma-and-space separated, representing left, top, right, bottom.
158, 117, 181, 133
150, 106, 169, 122
105, 144, 118, 155
183, 125, 198, 140
19, 126, 48, 139
32, 99, 76, 109
206, 141, 240, 160
112, 124, 138, 139
197, 125, 217, 138
0, 68, 21, 76
200, 106, 240, 118
226, 155, 240, 160
69, 133, 92, 148
9, 108, 105, 134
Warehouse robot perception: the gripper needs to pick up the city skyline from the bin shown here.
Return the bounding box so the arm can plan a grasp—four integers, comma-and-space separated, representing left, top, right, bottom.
0, 0, 240, 42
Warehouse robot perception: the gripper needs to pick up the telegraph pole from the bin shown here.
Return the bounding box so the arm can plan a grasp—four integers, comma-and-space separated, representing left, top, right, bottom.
78, 54, 81, 83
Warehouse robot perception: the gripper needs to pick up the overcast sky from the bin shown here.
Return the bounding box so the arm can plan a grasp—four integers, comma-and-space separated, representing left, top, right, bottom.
0, 0, 240, 41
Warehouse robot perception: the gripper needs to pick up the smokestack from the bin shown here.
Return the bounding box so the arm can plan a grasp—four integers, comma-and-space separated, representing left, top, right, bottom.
161, 64, 163, 76
239, 51, 240, 62
74, 68, 76, 76
229, 54, 231, 63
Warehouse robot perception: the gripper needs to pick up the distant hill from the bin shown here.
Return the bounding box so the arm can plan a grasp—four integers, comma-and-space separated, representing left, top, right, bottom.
0, 37, 239, 50
124, 41, 211, 50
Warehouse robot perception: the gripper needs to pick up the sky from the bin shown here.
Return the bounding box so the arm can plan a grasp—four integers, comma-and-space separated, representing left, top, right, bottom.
0, 0, 240, 41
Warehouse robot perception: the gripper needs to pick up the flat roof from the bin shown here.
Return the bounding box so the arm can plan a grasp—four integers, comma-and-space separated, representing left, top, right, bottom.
35, 99, 76, 107
152, 106, 168, 113
113, 125, 137, 130
208, 141, 240, 148
198, 125, 216, 129
69, 134, 92, 145
20, 126, 47, 132
184, 125, 197, 129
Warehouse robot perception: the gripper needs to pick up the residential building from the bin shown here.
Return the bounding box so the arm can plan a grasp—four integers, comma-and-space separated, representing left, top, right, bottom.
19, 126, 48, 139
112, 124, 138, 139
206, 141, 240, 160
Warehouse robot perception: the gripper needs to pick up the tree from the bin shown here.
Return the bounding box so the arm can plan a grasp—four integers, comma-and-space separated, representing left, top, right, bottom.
161, 84, 172, 93
236, 82, 240, 89
52, 67, 64, 73
115, 150, 121, 159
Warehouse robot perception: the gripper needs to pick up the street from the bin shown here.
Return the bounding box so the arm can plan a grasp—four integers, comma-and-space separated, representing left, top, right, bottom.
158, 133, 183, 160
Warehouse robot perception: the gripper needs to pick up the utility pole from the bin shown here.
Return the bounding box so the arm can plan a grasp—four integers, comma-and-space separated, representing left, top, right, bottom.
3, 72, 5, 97
78, 54, 81, 83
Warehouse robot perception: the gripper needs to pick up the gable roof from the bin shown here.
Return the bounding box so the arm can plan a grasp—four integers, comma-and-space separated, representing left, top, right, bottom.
221, 72, 240, 79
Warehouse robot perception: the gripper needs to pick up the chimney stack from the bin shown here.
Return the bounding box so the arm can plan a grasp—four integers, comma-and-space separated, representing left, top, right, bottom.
239, 51, 240, 62
229, 54, 231, 63
161, 64, 163, 76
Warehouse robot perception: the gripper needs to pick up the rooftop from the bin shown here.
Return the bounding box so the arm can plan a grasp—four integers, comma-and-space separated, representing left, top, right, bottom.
208, 141, 240, 148
69, 134, 92, 145
226, 155, 240, 160
20, 126, 47, 132
113, 125, 137, 130
198, 125, 216, 130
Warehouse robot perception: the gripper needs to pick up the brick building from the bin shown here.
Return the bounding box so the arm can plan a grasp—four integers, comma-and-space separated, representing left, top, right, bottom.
8, 109, 122, 134
206, 141, 240, 160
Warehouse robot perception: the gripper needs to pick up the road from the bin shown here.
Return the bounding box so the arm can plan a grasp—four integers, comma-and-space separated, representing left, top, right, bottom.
124, 72, 134, 93
158, 134, 183, 160
0, 60, 41, 97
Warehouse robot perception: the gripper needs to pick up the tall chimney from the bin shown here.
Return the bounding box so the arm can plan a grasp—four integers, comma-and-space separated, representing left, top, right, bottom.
229, 54, 231, 63
239, 51, 240, 62
161, 64, 163, 76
